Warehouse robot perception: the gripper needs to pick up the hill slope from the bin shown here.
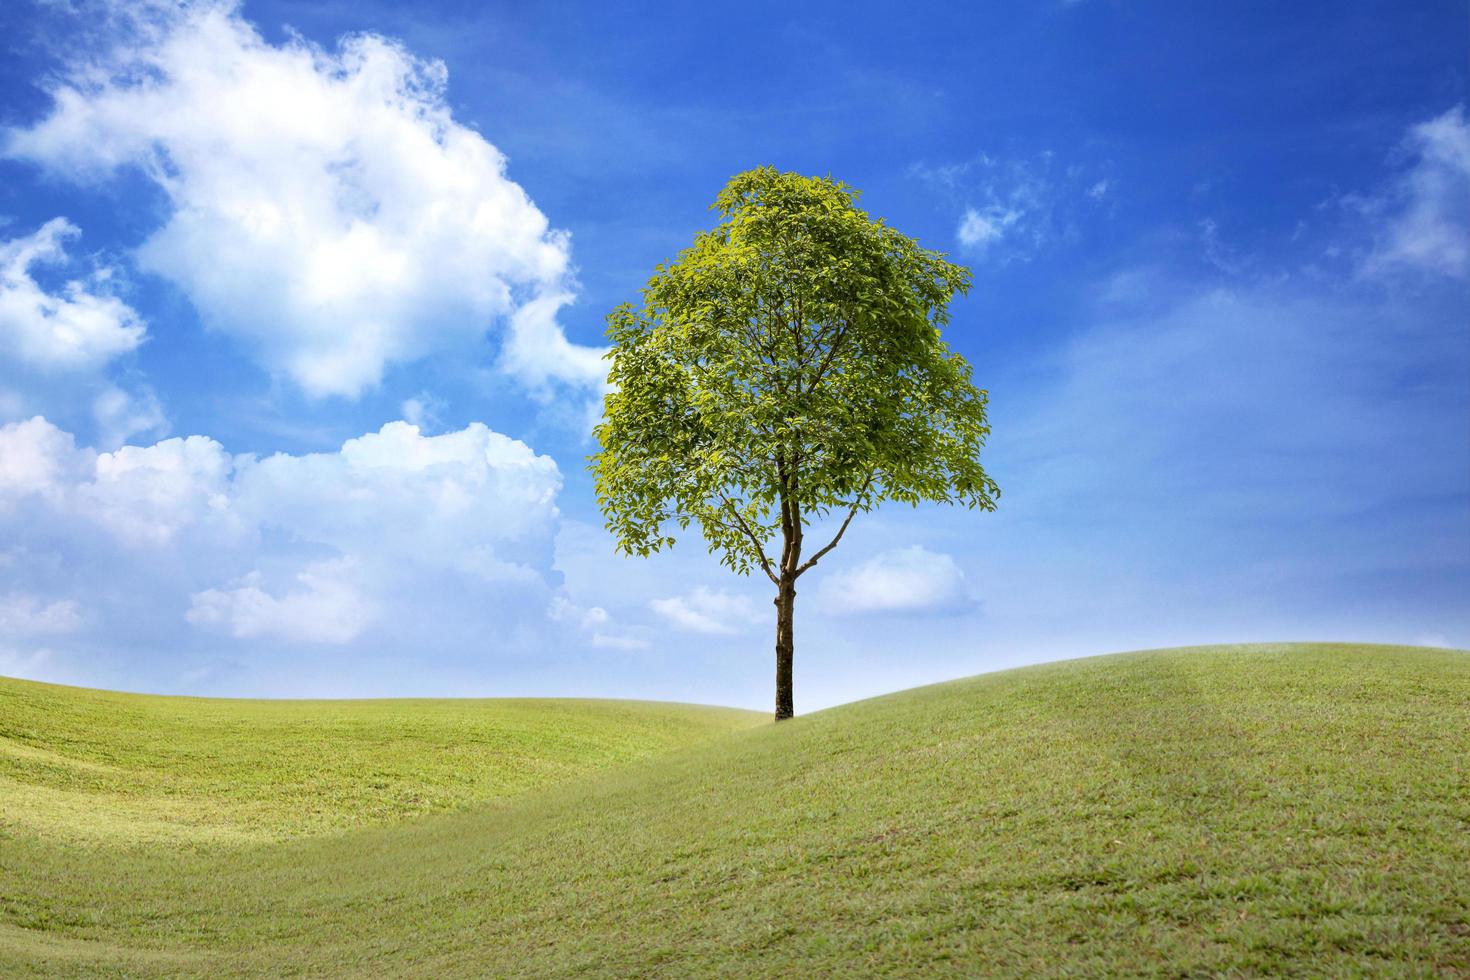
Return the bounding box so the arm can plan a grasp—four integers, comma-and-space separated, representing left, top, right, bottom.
0, 677, 763, 844
2, 643, 1467, 976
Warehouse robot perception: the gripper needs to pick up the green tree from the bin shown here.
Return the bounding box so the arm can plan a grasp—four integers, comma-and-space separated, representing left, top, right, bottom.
591, 168, 999, 721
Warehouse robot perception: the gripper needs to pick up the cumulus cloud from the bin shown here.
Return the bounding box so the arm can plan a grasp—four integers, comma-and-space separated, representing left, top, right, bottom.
187, 559, 373, 645
650, 586, 763, 635
816, 546, 971, 616
0, 415, 560, 557
504, 292, 611, 396
234, 420, 560, 577
5, 0, 605, 398
0, 218, 145, 371
84, 434, 240, 546
0, 220, 164, 450
0, 415, 567, 686
0, 415, 90, 502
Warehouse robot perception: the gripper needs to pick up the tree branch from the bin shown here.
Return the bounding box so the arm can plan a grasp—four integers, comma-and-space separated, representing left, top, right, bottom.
784, 478, 804, 577
803, 320, 851, 395
775, 452, 795, 572
794, 471, 875, 578
716, 494, 779, 585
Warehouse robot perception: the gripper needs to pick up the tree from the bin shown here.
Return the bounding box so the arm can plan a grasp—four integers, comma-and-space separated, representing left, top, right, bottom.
591, 167, 999, 721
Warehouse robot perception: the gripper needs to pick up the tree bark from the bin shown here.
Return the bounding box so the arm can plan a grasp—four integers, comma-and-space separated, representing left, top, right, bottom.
774, 574, 795, 721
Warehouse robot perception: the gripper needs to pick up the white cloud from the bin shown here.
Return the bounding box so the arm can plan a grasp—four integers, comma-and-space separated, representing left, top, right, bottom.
234, 420, 561, 578
1358, 105, 1470, 280
0, 220, 163, 451
92, 384, 168, 450
0, 415, 560, 557
549, 596, 648, 650
816, 546, 970, 616
1415, 632, 1452, 649
399, 392, 445, 432
957, 207, 1021, 252
5, 1, 605, 398
82, 433, 240, 546
915, 154, 1060, 261
0, 416, 90, 502
0, 416, 566, 683
650, 586, 763, 635
0, 593, 81, 636
504, 292, 610, 398
549, 596, 606, 630
918, 151, 1114, 262
0, 218, 145, 371
187, 559, 373, 645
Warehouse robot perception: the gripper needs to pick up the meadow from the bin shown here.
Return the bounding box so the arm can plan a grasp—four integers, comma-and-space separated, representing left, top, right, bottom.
2, 642, 1466, 976
0, 681, 762, 845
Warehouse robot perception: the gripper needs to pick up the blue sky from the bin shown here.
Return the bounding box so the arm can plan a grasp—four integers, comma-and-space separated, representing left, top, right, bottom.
0, 0, 1465, 710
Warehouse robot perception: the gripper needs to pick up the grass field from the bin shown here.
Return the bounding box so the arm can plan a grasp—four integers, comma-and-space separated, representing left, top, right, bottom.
0, 679, 763, 844
2, 643, 1467, 976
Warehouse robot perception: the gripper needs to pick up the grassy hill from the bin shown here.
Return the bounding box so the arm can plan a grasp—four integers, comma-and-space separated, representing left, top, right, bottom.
0, 678, 764, 844
2, 643, 1467, 976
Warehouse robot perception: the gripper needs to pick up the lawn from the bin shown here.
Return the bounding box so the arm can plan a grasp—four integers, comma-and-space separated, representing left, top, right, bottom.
2, 643, 1466, 976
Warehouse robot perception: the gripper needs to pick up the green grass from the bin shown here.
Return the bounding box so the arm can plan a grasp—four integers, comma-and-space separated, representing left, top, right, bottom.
0, 677, 763, 845
2, 643, 1467, 976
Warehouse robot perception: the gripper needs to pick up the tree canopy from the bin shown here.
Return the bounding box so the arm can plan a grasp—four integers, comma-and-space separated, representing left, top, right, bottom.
591, 167, 999, 718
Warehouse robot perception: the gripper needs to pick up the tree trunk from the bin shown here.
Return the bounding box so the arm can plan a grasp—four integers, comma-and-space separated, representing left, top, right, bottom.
774, 575, 795, 721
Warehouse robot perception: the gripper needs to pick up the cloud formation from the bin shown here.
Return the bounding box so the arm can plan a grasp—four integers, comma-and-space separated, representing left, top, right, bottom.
91, 384, 167, 451
1359, 104, 1470, 280
548, 597, 647, 650
234, 420, 561, 576
957, 207, 1022, 253
649, 586, 763, 635
816, 546, 971, 616
914, 151, 1109, 262
0, 220, 165, 450
6, 0, 605, 398
0, 416, 561, 560
0, 593, 81, 636
961, 253, 1470, 658
187, 559, 374, 645
0, 415, 570, 687
0, 218, 145, 372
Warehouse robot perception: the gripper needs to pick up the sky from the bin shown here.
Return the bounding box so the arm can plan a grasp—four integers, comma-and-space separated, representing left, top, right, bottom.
0, 0, 1465, 711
